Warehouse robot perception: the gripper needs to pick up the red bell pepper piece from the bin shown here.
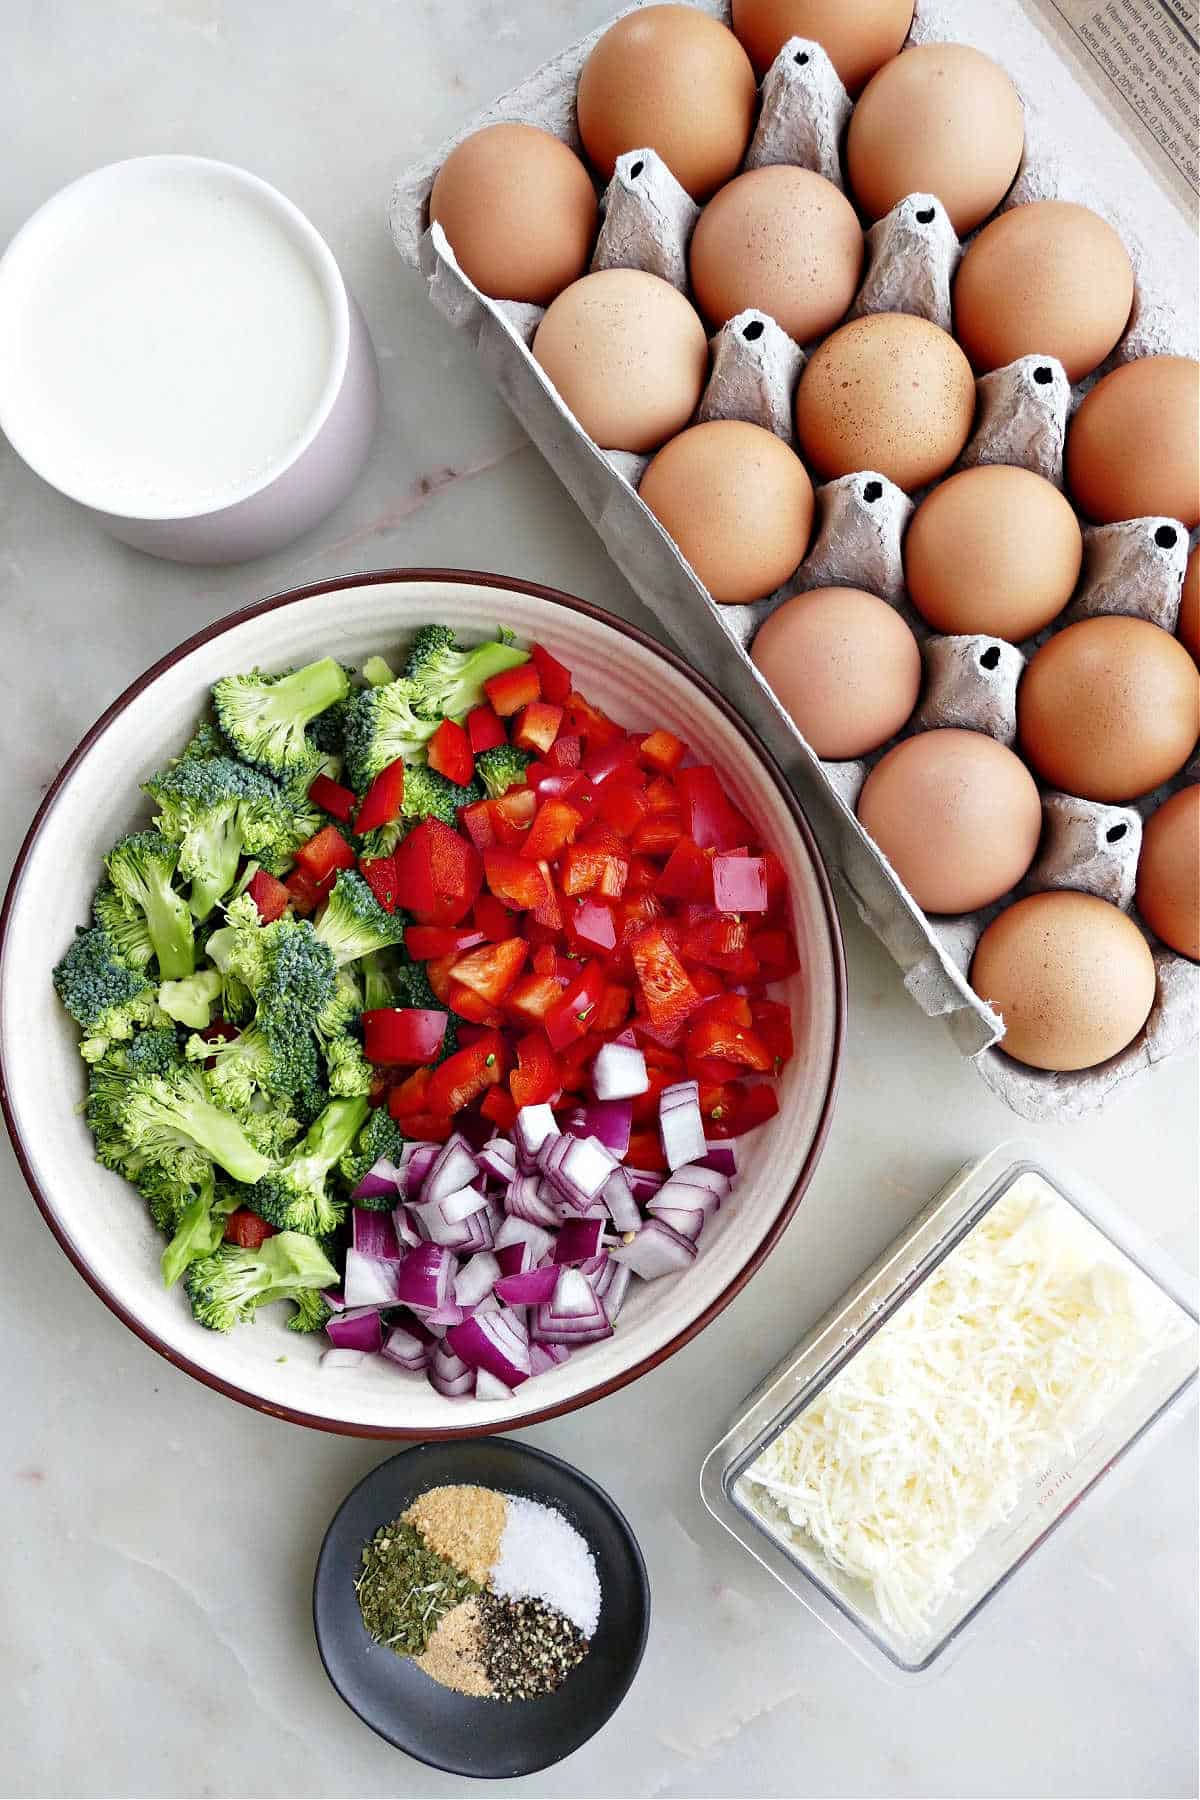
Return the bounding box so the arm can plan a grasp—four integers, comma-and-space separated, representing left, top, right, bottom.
565, 691, 622, 746
629, 924, 702, 1030
246, 868, 290, 923
750, 998, 794, 1070
354, 760, 405, 836
394, 819, 482, 926
359, 853, 400, 914
531, 944, 559, 977
623, 1128, 669, 1172
631, 812, 684, 857
466, 704, 507, 754
489, 786, 537, 846
639, 728, 687, 773
506, 971, 567, 1026
655, 836, 714, 903
630, 1064, 679, 1125
307, 772, 357, 823
556, 1030, 602, 1094
483, 848, 551, 911
484, 663, 540, 717
362, 1007, 448, 1066
750, 927, 802, 982
699, 1081, 739, 1138
686, 1013, 773, 1072
644, 776, 679, 813
712, 853, 770, 913
732, 1083, 781, 1134
687, 1050, 745, 1085
547, 733, 582, 770
760, 850, 790, 921
225, 1209, 276, 1249
428, 1030, 507, 1115
294, 825, 356, 883
509, 1029, 561, 1109
544, 960, 606, 1050
596, 771, 650, 837
560, 845, 616, 897
388, 1067, 431, 1117
451, 937, 528, 1004
448, 983, 505, 1026
677, 765, 742, 851
404, 923, 485, 959
594, 982, 632, 1033
428, 718, 474, 788
472, 893, 513, 942
564, 896, 617, 956
624, 854, 658, 892
282, 865, 333, 916
582, 735, 638, 786
529, 642, 573, 704
531, 862, 564, 933
459, 798, 497, 851
513, 701, 564, 755
480, 1085, 519, 1131
691, 992, 753, 1031
681, 916, 751, 969
522, 797, 584, 862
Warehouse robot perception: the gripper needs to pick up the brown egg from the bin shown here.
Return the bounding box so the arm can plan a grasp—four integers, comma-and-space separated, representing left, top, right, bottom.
1018, 616, 1200, 802
847, 44, 1024, 235
751, 587, 921, 757
731, 0, 913, 91
576, 6, 757, 201
639, 422, 813, 604
428, 124, 598, 306
1136, 786, 1199, 961
904, 466, 1082, 641
856, 729, 1042, 913
1066, 356, 1200, 528
971, 891, 1156, 1070
953, 202, 1133, 383
1180, 545, 1200, 666
532, 270, 708, 453
688, 167, 863, 345
794, 313, 975, 491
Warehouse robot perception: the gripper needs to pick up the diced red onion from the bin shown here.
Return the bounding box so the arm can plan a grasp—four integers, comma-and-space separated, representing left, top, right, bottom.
420, 1135, 479, 1206
393, 1244, 455, 1314
645, 1199, 705, 1241
554, 1217, 605, 1264
476, 1137, 518, 1185
591, 1040, 649, 1101
424, 1301, 466, 1328
701, 1144, 737, 1176
381, 1323, 430, 1372
320, 1287, 346, 1314
474, 1369, 514, 1400
671, 1163, 731, 1199
505, 1172, 561, 1228
601, 1166, 642, 1234
343, 1249, 404, 1308
624, 1167, 664, 1203
530, 1342, 570, 1375
351, 1156, 405, 1202
545, 1133, 617, 1213
473, 1291, 501, 1315
403, 1143, 440, 1197
455, 1252, 501, 1308
352, 1208, 401, 1260
428, 1341, 474, 1398
659, 1081, 707, 1171
613, 1027, 637, 1048
581, 1099, 632, 1157
495, 1265, 561, 1306
532, 1267, 615, 1346
613, 1217, 698, 1279
585, 1256, 631, 1321
446, 1312, 531, 1387
320, 1348, 365, 1369
456, 1109, 495, 1152
410, 1185, 492, 1248
393, 1205, 421, 1249
326, 1307, 384, 1353
515, 1103, 558, 1168
494, 1216, 554, 1264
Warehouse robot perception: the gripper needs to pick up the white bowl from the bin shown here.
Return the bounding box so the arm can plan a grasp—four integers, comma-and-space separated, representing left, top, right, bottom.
0, 572, 845, 1436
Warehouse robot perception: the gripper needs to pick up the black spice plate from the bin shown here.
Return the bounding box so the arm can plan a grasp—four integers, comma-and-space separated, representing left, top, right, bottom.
313, 1438, 650, 1779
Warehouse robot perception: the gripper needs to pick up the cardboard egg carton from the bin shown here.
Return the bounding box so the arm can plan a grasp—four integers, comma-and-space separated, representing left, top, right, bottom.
389, 0, 1199, 1120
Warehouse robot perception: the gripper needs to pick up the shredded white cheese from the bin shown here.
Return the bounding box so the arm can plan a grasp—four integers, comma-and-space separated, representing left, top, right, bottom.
743, 1177, 1184, 1643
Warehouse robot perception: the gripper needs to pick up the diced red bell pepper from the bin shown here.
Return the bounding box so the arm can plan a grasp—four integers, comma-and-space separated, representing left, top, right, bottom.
681, 916, 751, 969
760, 850, 790, 922
688, 1050, 745, 1085
428, 718, 474, 788
459, 798, 497, 851
564, 896, 617, 956
629, 924, 703, 1030
506, 971, 566, 1026
751, 999, 794, 1070
579, 821, 628, 858
481, 1085, 519, 1131
630, 1064, 678, 1125
530, 642, 573, 704
677, 765, 743, 851
428, 1030, 508, 1115
732, 1083, 781, 1134
631, 812, 684, 857
556, 1030, 603, 1094
623, 1128, 669, 1172
359, 853, 401, 914
545, 960, 606, 1051
547, 733, 582, 770
355, 760, 405, 836
644, 776, 679, 814
712, 853, 769, 913
639, 1041, 686, 1076
404, 923, 484, 960
451, 937, 528, 1004
616, 892, 664, 946
388, 1067, 432, 1118
362, 1007, 448, 1066
639, 728, 687, 773
522, 798, 583, 862
513, 701, 564, 755
246, 868, 290, 923
466, 704, 507, 754
594, 982, 632, 1033
596, 771, 650, 837
689, 965, 726, 1000
632, 1008, 686, 1051
484, 662, 540, 717
560, 844, 627, 899
699, 1082, 738, 1138
531, 862, 564, 933
655, 836, 714, 903
583, 735, 638, 786
490, 786, 537, 846
509, 1029, 561, 1108
691, 992, 753, 1031
423, 954, 457, 1006
472, 893, 513, 942
531, 944, 559, 977
750, 927, 802, 982
225, 1209, 277, 1249
624, 854, 658, 893
482, 848, 550, 912
307, 773, 357, 823
448, 982, 505, 1026
686, 1014, 773, 1072
295, 824, 356, 883
565, 691, 622, 746
395, 819, 482, 926
283, 865, 335, 916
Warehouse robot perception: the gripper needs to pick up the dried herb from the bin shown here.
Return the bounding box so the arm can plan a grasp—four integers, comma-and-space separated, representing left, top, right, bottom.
356, 1517, 479, 1657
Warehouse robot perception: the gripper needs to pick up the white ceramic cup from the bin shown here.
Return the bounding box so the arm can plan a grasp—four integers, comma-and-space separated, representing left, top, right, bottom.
0, 155, 378, 563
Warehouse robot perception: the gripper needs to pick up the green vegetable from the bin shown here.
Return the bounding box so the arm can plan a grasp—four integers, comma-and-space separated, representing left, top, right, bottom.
91, 882, 155, 972
187, 1020, 320, 1111
362, 655, 395, 688
184, 1231, 337, 1332
342, 679, 439, 791
339, 1105, 406, 1195
402, 625, 528, 722
53, 926, 167, 1063
117, 1067, 275, 1187
324, 1034, 373, 1098
475, 744, 533, 801
287, 1288, 334, 1333
104, 831, 195, 980
145, 753, 313, 918
159, 1170, 240, 1288
159, 970, 223, 1030
249, 1095, 369, 1235
212, 657, 351, 781
312, 870, 405, 968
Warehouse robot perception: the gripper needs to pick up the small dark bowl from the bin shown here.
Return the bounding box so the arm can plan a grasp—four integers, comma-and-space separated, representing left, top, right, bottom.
313, 1438, 650, 1779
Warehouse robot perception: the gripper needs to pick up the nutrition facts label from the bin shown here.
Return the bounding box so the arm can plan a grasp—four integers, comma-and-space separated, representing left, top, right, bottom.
1039, 0, 1199, 204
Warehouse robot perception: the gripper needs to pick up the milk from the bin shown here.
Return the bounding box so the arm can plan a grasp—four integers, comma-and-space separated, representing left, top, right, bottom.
0, 158, 339, 517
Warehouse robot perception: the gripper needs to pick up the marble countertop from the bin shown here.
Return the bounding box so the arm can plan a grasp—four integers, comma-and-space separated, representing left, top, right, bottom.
2, 4, 1196, 1796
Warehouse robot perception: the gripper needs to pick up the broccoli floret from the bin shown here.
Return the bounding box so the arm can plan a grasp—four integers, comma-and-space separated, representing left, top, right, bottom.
324, 1033, 372, 1098
159, 970, 224, 1030
338, 1105, 406, 1196
104, 832, 195, 981
248, 1096, 368, 1236
145, 754, 311, 919
159, 1167, 241, 1287
315, 965, 362, 1042
84, 1028, 185, 1179
176, 718, 231, 762
212, 658, 351, 781
92, 882, 155, 971
403, 626, 528, 721
117, 1067, 275, 1188
342, 679, 439, 791
362, 654, 395, 688
238, 1091, 307, 1161
312, 870, 405, 968
286, 1288, 334, 1333
54, 926, 168, 1063
398, 764, 484, 831
187, 1021, 321, 1112
360, 950, 401, 1013
184, 1231, 337, 1332
475, 744, 533, 801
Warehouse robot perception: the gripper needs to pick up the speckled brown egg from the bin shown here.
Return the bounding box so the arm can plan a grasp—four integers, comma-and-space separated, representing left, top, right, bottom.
904, 465, 1082, 641
428, 124, 599, 306
953, 201, 1133, 383
1180, 545, 1200, 666
856, 728, 1042, 913
688, 166, 863, 344
794, 313, 975, 491
1066, 356, 1200, 528
638, 421, 813, 603
1018, 616, 1200, 803
731, 0, 914, 91
532, 269, 708, 453
751, 586, 921, 756
971, 891, 1157, 1070
1136, 786, 1199, 961
846, 43, 1024, 235
577, 5, 757, 201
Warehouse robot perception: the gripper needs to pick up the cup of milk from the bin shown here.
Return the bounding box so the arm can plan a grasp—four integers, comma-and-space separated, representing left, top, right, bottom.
0, 155, 378, 563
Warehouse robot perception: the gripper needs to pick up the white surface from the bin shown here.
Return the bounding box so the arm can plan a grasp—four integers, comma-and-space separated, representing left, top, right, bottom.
0, 4, 1195, 1797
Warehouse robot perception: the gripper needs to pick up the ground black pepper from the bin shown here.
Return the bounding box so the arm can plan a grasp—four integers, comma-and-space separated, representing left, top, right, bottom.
477, 1593, 588, 1701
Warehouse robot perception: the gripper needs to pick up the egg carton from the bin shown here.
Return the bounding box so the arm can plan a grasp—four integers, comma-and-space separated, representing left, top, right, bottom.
389, 0, 1199, 1121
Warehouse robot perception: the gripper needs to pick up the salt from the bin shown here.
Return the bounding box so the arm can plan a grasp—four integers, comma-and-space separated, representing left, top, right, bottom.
491, 1496, 601, 1638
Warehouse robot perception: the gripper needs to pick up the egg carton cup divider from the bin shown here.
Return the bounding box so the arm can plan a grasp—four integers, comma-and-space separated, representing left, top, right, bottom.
390, 0, 1199, 1121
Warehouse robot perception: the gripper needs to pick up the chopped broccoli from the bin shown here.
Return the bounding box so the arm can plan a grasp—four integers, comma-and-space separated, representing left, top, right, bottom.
402, 626, 528, 721
475, 744, 533, 801
212, 658, 351, 781
159, 970, 224, 1030
339, 1105, 406, 1196
286, 1288, 334, 1333
145, 753, 311, 918
342, 678, 438, 791
360, 950, 401, 1013
249, 1096, 368, 1236
105, 831, 195, 980
395, 960, 458, 1063
238, 1090, 307, 1161
117, 1067, 275, 1188
85, 1028, 185, 1180
362, 654, 395, 688
92, 882, 155, 972
53, 926, 167, 1062
400, 763, 484, 830
324, 1033, 373, 1098
187, 1020, 321, 1112
159, 1168, 241, 1287
315, 965, 362, 1043
176, 718, 231, 762
184, 1230, 337, 1332
312, 870, 405, 968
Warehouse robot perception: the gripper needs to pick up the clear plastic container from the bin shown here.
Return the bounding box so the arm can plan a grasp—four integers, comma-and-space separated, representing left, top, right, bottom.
701, 1141, 1199, 1681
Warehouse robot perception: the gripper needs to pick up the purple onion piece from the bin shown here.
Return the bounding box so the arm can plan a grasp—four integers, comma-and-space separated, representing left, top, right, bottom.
352, 1208, 401, 1260
326, 1307, 384, 1353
